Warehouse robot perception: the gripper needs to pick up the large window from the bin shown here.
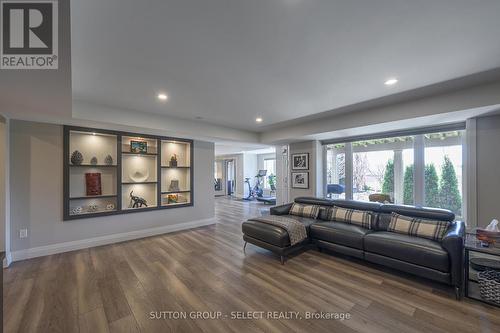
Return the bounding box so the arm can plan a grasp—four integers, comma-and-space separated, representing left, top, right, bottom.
325, 129, 465, 215
424, 131, 463, 218
326, 144, 345, 199
350, 137, 413, 204
263, 158, 276, 189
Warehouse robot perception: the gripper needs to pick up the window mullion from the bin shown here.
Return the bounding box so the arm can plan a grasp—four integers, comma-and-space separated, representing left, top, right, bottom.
414, 135, 425, 206
345, 142, 353, 200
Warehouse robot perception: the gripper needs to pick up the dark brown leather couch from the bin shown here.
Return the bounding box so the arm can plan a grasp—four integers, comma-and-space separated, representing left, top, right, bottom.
242, 197, 465, 298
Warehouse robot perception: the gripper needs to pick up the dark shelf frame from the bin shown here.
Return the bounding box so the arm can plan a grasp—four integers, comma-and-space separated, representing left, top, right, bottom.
69, 164, 117, 167
161, 166, 191, 169
64, 125, 194, 220
121, 152, 158, 156
161, 190, 191, 195
70, 194, 118, 200
161, 202, 192, 208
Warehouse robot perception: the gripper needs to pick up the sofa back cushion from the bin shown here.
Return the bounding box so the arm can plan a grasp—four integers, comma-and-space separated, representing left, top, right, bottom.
377, 204, 455, 231
387, 213, 450, 241
289, 203, 320, 219
323, 206, 373, 229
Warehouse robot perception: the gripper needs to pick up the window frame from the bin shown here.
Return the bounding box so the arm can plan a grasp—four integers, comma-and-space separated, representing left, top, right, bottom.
323, 125, 468, 221
263, 158, 276, 189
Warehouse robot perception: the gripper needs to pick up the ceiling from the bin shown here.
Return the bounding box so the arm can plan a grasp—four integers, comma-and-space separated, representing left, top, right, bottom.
71, 0, 500, 132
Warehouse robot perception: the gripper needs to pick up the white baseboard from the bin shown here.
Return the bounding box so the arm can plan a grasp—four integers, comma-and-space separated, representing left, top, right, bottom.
3, 252, 12, 268
10, 217, 216, 262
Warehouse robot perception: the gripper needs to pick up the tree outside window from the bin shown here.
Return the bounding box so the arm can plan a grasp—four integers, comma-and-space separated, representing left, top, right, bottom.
263, 158, 276, 189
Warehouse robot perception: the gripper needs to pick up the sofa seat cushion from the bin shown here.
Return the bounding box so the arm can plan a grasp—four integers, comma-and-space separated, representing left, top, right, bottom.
242, 220, 291, 247
242, 215, 316, 248
310, 222, 372, 250
364, 232, 449, 272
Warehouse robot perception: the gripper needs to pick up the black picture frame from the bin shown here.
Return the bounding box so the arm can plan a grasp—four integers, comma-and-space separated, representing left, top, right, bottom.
292, 153, 309, 170
291, 172, 309, 189
63, 125, 194, 221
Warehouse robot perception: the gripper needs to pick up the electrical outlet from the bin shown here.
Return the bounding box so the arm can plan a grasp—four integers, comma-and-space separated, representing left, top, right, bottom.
19, 228, 28, 239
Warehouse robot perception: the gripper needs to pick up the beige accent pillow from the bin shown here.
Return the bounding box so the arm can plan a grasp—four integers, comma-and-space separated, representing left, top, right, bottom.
325, 206, 372, 229
289, 203, 320, 219
388, 213, 450, 241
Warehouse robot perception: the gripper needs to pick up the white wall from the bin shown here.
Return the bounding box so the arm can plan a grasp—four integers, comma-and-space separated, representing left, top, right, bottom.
243, 153, 258, 198
9, 120, 215, 258
476, 114, 500, 227
275, 146, 289, 205
288, 140, 323, 201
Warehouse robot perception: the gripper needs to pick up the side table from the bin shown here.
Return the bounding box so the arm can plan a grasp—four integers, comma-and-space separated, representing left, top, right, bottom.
465, 233, 500, 307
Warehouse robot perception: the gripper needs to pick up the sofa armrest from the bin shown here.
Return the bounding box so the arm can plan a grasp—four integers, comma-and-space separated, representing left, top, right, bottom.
270, 203, 293, 215
441, 221, 465, 288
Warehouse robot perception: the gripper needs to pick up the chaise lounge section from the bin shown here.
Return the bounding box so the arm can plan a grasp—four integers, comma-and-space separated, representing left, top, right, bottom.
241, 197, 465, 298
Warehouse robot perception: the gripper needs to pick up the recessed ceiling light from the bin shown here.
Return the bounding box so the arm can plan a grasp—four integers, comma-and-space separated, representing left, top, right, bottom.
255, 117, 263, 123
384, 78, 398, 86
157, 93, 168, 101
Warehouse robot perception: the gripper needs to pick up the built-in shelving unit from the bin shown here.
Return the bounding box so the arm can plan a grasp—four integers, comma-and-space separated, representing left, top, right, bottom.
64, 126, 193, 220
160, 139, 192, 207
121, 135, 158, 211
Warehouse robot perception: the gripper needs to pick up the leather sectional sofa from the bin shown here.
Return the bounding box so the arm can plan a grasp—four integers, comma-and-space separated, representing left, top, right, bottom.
242, 197, 465, 299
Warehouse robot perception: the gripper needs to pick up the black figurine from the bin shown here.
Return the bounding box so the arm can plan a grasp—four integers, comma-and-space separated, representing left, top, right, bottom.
129, 191, 148, 208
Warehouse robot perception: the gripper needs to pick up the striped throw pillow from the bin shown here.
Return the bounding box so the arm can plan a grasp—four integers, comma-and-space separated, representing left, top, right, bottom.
289, 203, 320, 219
388, 213, 450, 241
324, 206, 373, 229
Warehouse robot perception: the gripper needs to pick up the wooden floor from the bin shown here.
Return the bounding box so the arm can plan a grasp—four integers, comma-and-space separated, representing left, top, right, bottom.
3, 197, 500, 333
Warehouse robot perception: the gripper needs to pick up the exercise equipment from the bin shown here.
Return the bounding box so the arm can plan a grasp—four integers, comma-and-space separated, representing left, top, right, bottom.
243, 177, 253, 200
243, 170, 267, 200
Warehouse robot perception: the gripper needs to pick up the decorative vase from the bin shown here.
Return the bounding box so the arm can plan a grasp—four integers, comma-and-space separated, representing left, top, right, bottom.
169, 154, 178, 167
71, 150, 83, 165
104, 154, 113, 165
90, 156, 98, 165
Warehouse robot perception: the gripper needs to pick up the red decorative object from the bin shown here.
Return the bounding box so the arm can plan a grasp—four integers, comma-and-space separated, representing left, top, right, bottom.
85, 173, 102, 196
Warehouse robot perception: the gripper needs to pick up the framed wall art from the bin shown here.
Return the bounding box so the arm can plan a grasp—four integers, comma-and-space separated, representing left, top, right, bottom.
292, 153, 309, 170
291, 172, 309, 189
130, 140, 148, 154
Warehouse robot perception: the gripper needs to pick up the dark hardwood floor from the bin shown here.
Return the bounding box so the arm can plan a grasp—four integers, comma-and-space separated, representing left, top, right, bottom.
3, 197, 500, 332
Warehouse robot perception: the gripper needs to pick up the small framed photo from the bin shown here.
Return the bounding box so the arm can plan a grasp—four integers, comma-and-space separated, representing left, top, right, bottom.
130, 140, 148, 153
292, 153, 309, 170
291, 172, 309, 189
